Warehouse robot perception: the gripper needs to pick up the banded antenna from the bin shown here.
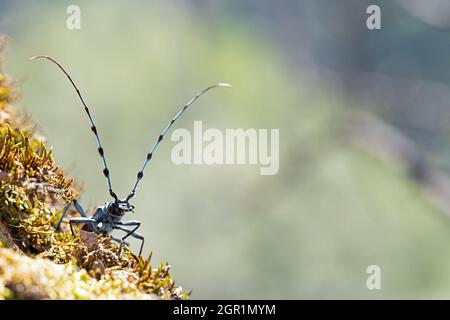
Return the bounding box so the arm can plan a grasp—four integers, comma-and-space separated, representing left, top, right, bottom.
126, 83, 231, 201
29, 55, 118, 201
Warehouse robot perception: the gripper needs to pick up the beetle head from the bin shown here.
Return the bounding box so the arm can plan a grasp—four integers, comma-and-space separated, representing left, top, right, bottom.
107, 199, 135, 215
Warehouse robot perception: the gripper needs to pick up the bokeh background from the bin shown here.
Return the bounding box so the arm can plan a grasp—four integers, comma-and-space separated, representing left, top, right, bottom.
2, 0, 450, 299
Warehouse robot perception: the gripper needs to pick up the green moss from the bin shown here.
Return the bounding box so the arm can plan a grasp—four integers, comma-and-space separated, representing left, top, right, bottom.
0, 38, 189, 300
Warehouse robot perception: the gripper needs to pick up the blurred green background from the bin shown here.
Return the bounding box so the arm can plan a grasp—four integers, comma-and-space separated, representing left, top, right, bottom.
2, 0, 450, 298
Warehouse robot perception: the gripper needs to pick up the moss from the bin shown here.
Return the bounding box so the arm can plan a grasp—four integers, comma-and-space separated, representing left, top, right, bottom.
0, 37, 189, 300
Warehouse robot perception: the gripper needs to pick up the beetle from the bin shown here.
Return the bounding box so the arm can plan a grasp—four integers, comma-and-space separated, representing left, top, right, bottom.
30, 55, 229, 256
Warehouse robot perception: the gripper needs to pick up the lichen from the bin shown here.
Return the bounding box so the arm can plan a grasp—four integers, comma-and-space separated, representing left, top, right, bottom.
0, 37, 189, 300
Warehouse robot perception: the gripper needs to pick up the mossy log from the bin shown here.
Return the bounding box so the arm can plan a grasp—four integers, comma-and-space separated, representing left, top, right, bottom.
0, 37, 188, 300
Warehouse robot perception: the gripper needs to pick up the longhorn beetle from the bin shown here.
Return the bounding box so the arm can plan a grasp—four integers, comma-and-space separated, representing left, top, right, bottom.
29, 55, 230, 256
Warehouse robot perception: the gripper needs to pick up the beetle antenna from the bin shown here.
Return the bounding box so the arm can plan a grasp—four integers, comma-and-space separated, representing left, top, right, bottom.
29, 55, 118, 201
126, 83, 231, 201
